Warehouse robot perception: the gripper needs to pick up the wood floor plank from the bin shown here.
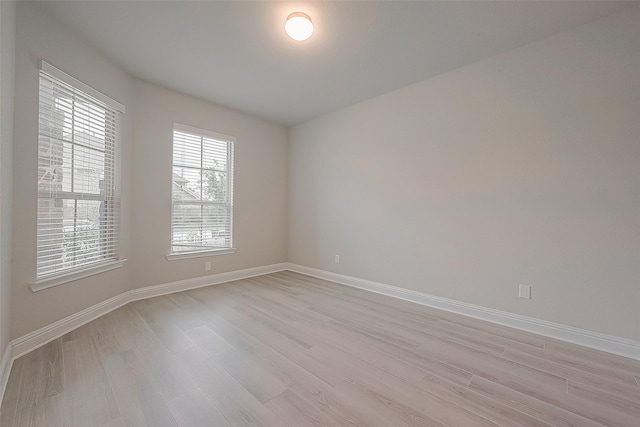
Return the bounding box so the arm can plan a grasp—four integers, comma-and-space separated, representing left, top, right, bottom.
567, 381, 640, 419
209, 316, 368, 425
63, 323, 122, 427
295, 316, 433, 385
104, 302, 198, 403
97, 305, 155, 352
185, 325, 288, 403
248, 276, 344, 318
163, 292, 208, 331
335, 378, 446, 427
418, 316, 542, 354
129, 335, 198, 402
223, 277, 330, 325
288, 279, 531, 364
232, 303, 318, 350
324, 317, 480, 387
3, 272, 639, 427
470, 375, 636, 427
62, 324, 108, 403
130, 297, 197, 354
503, 348, 640, 401
200, 302, 351, 388
41, 339, 64, 400
240, 332, 376, 426
30, 393, 69, 427
468, 375, 605, 427
543, 340, 640, 376
312, 304, 424, 350
100, 418, 126, 427
11, 349, 46, 427
505, 341, 638, 386
227, 278, 338, 332
416, 334, 568, 393
166, 387, 231, 427
100, 349, 178, 427
282, 379, 376, 427
264, 389, 337, 427
174, 345, 275, 427
0, 356, 25, 426
67, 381, 121, 427
185, 300, 380, 426
416, 372, 553, 427
382, 319, 507, 357
312, 343, 501, 427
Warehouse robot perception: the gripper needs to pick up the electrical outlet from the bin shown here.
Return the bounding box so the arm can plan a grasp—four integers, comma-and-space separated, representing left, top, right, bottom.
518, 284, 531, 299
334, 254, 340, 264
205, 261, 212, 271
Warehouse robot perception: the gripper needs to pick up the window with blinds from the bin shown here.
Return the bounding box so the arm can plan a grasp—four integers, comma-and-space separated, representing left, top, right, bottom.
171, 124, 235, 254
37, 66, 122, 280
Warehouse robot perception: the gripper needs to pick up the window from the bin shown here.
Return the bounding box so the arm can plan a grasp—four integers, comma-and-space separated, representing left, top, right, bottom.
36, 62, 124, 282
170, 123, 235, 255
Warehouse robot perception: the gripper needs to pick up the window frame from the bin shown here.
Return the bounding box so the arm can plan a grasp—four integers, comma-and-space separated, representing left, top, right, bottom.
167, 123, 235, 260
30, 61, 125, 291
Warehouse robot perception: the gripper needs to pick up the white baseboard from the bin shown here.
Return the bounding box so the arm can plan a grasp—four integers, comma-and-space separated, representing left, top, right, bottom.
129, 263, 289, 302
0, 344, 12, 407
285, 263, 640, 361
9, 262, 288, 361
10, 292, 131, 360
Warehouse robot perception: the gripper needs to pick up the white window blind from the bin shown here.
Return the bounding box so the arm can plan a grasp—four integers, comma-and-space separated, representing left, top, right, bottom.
36, 68, 121, 280
171, 124, 234, 254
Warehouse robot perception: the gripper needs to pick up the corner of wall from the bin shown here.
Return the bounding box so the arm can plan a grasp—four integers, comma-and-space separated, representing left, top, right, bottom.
0, 0, 16, 407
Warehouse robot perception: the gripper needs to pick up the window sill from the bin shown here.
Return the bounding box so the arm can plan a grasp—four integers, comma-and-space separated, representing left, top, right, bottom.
166, 248, 236, 261
29, 259, 127, 292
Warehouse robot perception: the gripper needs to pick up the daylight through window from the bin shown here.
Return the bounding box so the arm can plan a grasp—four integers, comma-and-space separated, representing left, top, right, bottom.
171, 124, 235, 254
36, 67, 122, 279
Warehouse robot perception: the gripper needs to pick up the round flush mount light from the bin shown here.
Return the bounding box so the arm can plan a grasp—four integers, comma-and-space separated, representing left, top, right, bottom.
285, 12, 313, 41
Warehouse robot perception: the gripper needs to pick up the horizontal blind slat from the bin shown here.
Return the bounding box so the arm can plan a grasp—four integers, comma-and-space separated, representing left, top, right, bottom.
170, 126, 234, 254
37, 70, 121, 279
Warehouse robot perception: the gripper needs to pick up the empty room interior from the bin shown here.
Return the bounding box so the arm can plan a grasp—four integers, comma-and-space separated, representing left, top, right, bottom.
1, 1, 639, 426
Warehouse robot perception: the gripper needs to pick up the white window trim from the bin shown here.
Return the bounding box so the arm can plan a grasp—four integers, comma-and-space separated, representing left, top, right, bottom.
29, 259, 127, 292
36, 61, 125, 283
173, 122, 234, 144
39, 60, 125, 113
166, 248, 236, 261
169, 122, 235, 256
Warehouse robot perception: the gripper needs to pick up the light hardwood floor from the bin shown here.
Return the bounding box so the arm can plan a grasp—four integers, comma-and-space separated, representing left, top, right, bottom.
1, 271, 639, 426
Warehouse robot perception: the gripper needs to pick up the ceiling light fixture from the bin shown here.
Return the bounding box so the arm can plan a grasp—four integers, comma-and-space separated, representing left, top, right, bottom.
285, 12, 313, 41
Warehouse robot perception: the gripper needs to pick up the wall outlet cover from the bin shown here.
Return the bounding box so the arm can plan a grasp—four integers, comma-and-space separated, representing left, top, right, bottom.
519, 284, 531, 299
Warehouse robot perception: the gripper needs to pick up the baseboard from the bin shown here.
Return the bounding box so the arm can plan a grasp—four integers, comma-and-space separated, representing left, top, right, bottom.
9, 262, 288, 361
129, 263, 289, 301
0, 344, 12, 407
285, 263, 640, 361
10, 292, 131, 360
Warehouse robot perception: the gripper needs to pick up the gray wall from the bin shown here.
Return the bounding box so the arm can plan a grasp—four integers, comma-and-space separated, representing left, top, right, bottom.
130, 80, 288, 289
288, 7, 640, 341
0, 0, 16, 362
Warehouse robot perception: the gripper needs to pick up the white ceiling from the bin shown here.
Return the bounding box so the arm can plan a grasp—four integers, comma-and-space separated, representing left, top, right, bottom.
35, 1, 636, 126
